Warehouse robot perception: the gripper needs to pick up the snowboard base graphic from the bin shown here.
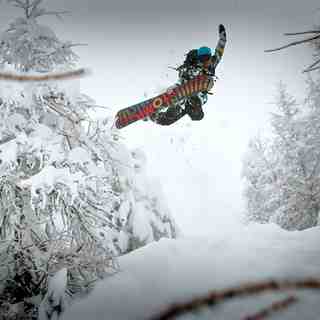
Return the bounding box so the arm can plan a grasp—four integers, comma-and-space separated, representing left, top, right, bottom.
115, 75, 214, 129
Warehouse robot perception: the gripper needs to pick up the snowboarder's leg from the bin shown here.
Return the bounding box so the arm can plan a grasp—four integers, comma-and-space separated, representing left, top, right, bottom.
185, 95, 204, 121
150, 105, 187, 126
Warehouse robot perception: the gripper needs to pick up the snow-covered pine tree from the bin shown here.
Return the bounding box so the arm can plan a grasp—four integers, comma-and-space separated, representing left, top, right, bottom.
126, 148, 179, 251
241, 134, 279, 224
0, 1, 179, 319
268, 82, 320, 230
242, 82, 320, 230
0, 0, 78, 73
267, 83, 315, 230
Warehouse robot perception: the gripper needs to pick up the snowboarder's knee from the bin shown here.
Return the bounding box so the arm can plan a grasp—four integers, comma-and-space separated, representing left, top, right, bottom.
185, 97, 204, 121
189, 110, 204, 121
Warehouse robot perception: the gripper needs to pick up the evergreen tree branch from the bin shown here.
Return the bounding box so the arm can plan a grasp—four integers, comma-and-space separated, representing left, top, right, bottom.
0, 135, 16, 145
8, 0, 27, 9
32, 10, 70, 19
30, 0, 41, 7
307, 155, 320, 181
44, 96, 81, 125
64, 43, 88, 48
148, 278, 320, 320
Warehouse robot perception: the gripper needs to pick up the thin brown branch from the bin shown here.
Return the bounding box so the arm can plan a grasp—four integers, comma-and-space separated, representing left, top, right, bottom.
38, 10, 70, 16
284, 30, 320, 36
148, 278, 320, 320
62, 43, 88, 48
303, 65, 320, 73
304, 57, 320, 71
264, 34, 320, 52
243, 296, 298, 320
0, 68, 90, 82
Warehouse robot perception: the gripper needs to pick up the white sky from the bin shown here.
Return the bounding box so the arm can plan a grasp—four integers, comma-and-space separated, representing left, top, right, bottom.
1, 0, 320, 235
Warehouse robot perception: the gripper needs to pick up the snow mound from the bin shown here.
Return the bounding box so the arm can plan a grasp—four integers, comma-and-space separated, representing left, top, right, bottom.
63, 223, 320, 320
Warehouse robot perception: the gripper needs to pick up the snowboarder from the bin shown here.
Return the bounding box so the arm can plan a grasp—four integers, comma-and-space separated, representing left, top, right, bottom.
150, 24, 227, 126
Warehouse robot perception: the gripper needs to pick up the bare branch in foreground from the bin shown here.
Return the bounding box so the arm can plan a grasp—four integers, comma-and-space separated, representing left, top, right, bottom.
148, 278, 320, 320
0, 68, 90, 81
243, 295, 298, 320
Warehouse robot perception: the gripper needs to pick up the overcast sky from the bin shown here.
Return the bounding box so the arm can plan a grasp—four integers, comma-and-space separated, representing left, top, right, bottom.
1, 0, 320, 235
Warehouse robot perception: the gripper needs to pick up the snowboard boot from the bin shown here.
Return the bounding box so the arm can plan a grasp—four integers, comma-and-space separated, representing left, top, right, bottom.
149, 105, 186, 126
185, 96, 204, 120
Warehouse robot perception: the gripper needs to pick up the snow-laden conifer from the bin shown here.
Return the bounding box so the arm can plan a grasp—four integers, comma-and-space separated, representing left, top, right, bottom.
243, 82, 320, 230
0, 1, 178, 319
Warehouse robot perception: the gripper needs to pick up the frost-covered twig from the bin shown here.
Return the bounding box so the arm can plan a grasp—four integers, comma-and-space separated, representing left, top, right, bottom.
243, 296, 298, 320
32, 9, 70, 19
148, 278, 320, 320
0, 68, 90, 81
44, 97, 82, 125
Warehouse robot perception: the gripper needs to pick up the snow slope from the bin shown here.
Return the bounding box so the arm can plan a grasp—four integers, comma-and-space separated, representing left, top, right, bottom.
63, 223, 320, 320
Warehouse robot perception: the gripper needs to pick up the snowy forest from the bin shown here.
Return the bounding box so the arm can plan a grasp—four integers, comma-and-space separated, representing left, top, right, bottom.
0, 0, 320, 320
0, 1, 179, 318
242, 33, 320, 230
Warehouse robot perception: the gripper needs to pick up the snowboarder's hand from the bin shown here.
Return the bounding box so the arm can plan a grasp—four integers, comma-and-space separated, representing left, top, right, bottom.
219, 24, 226, 42
219, 24, 226, 34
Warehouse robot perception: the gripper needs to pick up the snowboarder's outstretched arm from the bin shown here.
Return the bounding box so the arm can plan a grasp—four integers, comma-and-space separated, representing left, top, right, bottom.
212, 24, 227, 69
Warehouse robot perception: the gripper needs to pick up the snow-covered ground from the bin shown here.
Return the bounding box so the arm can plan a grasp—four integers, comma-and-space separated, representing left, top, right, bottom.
63, 223, 320, 320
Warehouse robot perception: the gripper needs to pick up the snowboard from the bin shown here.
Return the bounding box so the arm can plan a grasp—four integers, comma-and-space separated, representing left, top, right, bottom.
115, 74, 214, 129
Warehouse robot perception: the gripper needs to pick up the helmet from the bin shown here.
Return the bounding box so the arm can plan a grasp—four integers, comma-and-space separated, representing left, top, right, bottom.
197, 46, 212, 57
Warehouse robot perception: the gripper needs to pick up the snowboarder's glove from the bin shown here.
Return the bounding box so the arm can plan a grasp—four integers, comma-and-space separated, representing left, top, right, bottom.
219, 24, 226, 39
219, 24, 225, 34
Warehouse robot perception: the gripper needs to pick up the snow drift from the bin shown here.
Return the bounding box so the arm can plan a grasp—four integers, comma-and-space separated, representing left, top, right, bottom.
63, 223, 320, 320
